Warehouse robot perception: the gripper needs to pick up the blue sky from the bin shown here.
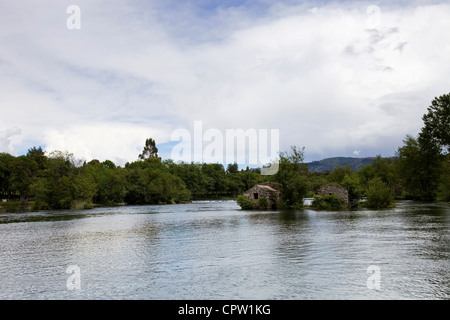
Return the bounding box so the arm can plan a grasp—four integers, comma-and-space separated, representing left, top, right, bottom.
1, 0, 449, 166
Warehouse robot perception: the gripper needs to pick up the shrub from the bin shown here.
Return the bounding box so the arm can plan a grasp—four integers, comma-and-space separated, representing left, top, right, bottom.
312, 194, 346, 210
257, 197, 268, 209
236, 195, 256, 210
365, 177, 395, 209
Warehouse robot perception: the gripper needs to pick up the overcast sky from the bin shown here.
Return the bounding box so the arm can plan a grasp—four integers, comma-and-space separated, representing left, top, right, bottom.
1, 0, 449, 166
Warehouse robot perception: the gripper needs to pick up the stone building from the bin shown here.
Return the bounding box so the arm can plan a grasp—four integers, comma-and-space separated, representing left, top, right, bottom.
316, 184, 349, 205
243, 183, 280, 209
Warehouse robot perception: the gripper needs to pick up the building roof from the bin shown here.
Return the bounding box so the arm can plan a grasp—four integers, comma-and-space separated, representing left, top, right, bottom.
254, 184, 278, 193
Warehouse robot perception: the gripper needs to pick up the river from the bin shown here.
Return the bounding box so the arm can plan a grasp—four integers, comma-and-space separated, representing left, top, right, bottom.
0, 200, 448, 299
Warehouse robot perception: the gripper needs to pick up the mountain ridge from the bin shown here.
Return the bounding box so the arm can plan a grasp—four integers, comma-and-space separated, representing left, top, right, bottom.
306, 156, 377, 172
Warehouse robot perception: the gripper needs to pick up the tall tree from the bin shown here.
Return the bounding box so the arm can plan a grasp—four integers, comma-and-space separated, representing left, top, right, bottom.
9, 156, 38, 204
421, 93, 450, 153
273, 146, 309, 208
26, 146, 47, 171
139, 138, 159, 160
397, 135, 442, 201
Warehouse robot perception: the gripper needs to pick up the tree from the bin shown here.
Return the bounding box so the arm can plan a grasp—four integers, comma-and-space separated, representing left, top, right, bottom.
397, 135, 442, 201
421, 93, 450, 153
26, 146, 47, 171
226, 163, 239, 174
327, 165, 351, 185
139, 138, 159, 160
437, 155, 450, 202
273, 146, 309, 208
365, 177, 395, 209
201, 163, 228, 197
31, 151, 96, 210
0, 153, 14, 199
85, 160, 126, 205
9, 156, 38, 204
312, 194, 346, 210
341, 172, 363, 203
236, 195, 256, 210
124, 159, 191, 205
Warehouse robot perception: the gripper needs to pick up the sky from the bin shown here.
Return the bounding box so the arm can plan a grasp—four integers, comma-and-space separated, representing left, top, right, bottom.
1, 0, 449, 166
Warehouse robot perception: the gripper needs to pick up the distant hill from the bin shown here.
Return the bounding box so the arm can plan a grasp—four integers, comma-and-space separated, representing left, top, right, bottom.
306, 157, 376, 172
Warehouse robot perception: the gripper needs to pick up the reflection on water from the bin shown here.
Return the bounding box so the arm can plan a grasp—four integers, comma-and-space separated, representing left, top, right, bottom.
0, 200, 449, 299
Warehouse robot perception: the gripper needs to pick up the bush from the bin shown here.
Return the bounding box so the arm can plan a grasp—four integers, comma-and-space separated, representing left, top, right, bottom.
257, 197, 268, 209
236, 195, 256, 210
437, 158, 450, 202
312, 194, 346, 210
365, 177, 395, 209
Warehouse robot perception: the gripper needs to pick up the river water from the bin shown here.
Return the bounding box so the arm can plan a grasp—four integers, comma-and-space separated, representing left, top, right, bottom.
0, 200, 448, 300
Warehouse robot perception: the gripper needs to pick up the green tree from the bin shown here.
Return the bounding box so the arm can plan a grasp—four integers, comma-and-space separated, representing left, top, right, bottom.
312, 194, 346, 210
85, 160, 127, 205
201, 163, 228, 197
9, 156, 38, 204
437, 155, 450, 202
124, 159, 190, 204
0, 153, 14, 199
421, 93, 450, 153
26, 146, 47, 171
273, 146, 309, 208
341, 172, 363, 203
397, 135, 442, 201
139, 138, 159, 160
31, 151, 96, 210
236, 194, 256, 210
365, 177, 395, 209
226, 163, 239, 174
327, 165, 351, 185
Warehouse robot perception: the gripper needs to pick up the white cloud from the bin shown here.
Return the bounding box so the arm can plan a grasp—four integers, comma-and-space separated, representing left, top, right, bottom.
0, 127, 22, 155
1, 1, 449, 163
43, 122, 169, 166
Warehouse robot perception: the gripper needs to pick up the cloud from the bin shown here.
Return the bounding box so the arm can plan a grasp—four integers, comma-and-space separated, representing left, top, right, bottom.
1, 1, 450, 163
0, 127, 22, 155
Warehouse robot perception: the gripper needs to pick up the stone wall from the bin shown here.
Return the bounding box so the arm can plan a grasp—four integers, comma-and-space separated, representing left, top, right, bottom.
243, 184, 280, 209
316, 184, 349, 204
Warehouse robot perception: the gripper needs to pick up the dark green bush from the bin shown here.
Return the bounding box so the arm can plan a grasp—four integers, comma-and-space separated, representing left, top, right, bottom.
236, 195, 256, 210
365, 177, 395, 209
312, 194, 346, 210
257, 197, 268, 209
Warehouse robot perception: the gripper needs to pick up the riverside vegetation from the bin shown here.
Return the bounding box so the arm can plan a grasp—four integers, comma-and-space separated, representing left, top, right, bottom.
1, 93, 449, 210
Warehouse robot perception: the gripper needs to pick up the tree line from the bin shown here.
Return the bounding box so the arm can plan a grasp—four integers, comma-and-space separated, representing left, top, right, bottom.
0, 146, 266, 210
264, 93, 450, 209
1, 93, 449, 210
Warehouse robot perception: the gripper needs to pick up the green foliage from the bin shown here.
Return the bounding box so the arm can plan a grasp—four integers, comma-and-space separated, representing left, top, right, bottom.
365, 177, 395, 209
273, 146, 309, 208
9, 156, 38, 204
328, 165, 351, 185
138, 138, 159, 160
397, 135, 442, 201
421, 93, 450, 153
437, 156, 450, 202
257, 197, 268, 209
236, 195, 256, 210
124, 160, 191, 205
341, 172, 363, 202
312, 195, 346, 210
86, 160, 127, 205
3, 93, 450, 213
